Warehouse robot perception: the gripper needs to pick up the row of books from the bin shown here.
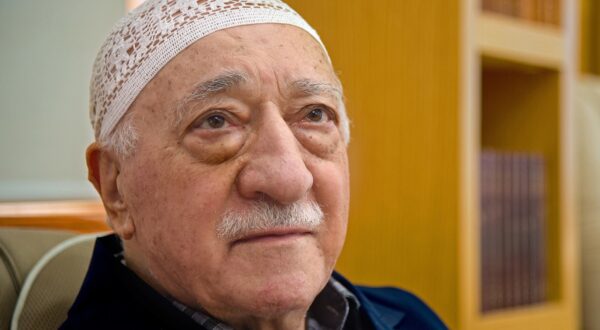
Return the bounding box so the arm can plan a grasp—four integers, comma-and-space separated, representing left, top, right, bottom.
480, 150, 547, 312
481, 0, 561, 26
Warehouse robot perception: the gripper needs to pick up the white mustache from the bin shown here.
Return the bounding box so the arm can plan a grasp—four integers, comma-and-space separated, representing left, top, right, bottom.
216, 200, 324, 240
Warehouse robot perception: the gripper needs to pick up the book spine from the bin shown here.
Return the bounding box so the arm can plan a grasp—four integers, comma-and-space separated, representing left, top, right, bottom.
538, 155, 547, 303
481, 150, 505, 311
507, 152, 518, 308
481, 151, 491, 311
479, 151, 490, 312
482, 0, 496, 12
540, 0, 561, 26
482, 0, 518, 17
521, 154, 532, 306
516, 0, 537, 22
490, 151, 502, 310
531, 154, 547, 303
512, 153, 523, 307
501, 152, 510, 308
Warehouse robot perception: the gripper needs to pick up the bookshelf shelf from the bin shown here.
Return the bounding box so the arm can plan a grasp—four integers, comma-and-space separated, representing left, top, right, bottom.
477, 13, 564, 69
476, 303, 572, 330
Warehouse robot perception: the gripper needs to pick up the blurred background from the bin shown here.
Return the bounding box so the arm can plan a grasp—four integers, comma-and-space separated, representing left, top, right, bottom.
0, 0, 598, 329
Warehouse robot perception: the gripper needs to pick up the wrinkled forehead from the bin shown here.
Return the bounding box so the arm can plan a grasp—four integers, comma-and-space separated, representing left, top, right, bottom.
89, 0, 329, 142
163, 24, 334, 83
133, 24, 342, 121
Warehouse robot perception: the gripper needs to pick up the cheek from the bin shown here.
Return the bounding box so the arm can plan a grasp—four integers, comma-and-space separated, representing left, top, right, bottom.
308, 153, 350, 258
293, 124, 343, 157
122, 154, 240, 295
121, 150, 236, 252
183, 129, 247, 164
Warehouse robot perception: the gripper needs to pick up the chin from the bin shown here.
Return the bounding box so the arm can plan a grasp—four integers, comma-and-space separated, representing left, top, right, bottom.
221, 269, 329, 319
258, 277, 317, 313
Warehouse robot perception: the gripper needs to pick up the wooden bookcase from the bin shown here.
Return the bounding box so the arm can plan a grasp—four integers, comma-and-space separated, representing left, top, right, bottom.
285, 0, 578, 329
463, 0, 578, 329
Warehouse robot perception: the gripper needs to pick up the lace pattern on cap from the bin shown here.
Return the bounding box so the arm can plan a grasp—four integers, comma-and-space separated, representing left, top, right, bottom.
90, 0, 327, 141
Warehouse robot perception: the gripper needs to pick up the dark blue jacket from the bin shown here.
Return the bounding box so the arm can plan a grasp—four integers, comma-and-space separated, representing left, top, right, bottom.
61, 235, 447, 330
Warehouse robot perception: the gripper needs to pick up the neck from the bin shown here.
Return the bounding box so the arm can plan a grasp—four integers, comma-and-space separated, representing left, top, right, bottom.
225, 310, 307, 330
121, 241, 312, 330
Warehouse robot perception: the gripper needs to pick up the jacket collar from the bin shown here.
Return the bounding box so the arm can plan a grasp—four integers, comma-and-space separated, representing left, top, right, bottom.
332, 271, 405, 329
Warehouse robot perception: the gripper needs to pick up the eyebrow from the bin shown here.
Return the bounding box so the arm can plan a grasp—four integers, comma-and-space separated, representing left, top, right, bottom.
187, 71, 248, 102
290, 79, 344, 104
174, 71, 248, 126
173, 73, 344, 128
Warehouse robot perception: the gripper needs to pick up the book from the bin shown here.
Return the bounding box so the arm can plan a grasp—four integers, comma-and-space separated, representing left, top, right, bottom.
530, 154, 547, 303
542, 0, 561, 26
482, 0, 561, 26
480, 150, 548, 311
515, 0, 537, 21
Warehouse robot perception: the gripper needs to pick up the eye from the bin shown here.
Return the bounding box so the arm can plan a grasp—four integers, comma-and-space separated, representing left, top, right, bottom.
195, 113, 230, 129
304, 107, 330, 123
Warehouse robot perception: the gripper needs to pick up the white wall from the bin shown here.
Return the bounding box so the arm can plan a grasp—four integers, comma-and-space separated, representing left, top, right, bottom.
0, 0, 123, 201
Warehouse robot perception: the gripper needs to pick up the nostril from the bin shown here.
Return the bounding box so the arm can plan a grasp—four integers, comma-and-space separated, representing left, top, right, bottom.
255, 192, 271, 203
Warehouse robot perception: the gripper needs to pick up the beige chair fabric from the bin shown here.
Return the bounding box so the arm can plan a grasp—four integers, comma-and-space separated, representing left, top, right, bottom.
10, 234, 97, 330
0, 240, 20, 330
0, 229, 75, 330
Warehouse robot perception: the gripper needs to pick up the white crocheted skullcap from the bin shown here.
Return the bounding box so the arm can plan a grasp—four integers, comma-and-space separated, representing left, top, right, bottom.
90, 0, 329, 141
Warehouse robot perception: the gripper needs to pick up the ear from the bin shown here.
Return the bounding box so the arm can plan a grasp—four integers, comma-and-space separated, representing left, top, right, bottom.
86, 143, 135, 240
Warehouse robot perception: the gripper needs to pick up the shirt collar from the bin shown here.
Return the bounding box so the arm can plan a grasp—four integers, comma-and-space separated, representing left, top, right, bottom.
171, 277, 360, 330
306, 277, 361, 330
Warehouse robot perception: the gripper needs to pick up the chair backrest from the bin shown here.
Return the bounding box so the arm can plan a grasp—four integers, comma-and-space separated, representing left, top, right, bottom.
10, 233, 97, 330
0, 228, 102, 330
0, 229, 75, 330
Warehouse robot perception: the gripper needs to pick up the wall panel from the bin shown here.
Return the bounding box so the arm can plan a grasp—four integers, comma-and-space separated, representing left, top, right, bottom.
285, 1, 461, 326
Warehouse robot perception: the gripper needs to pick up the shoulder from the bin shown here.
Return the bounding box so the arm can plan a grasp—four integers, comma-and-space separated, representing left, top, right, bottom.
60, 303, 148, 330
60, 273, 155, 329
60, 235, 153, 329
61, 234, 199, 330
333, 272, 448, 330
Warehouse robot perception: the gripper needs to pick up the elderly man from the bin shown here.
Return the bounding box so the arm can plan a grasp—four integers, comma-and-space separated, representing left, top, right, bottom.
62, 0, 446, 329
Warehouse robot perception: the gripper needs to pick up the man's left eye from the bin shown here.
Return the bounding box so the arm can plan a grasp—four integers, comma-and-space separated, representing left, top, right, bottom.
195, 113, 231, 129
305, 107, 330, 123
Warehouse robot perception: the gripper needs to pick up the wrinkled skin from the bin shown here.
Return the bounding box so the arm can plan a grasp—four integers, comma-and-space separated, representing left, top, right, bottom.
87, 24, 349, 330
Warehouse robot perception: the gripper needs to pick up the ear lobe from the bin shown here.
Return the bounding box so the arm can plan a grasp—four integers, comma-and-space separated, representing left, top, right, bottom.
86, 143, 135, 240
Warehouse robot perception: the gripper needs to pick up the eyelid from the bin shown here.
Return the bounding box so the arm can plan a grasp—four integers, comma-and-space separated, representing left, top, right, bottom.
301, 104, 338, 124
189, 109, 239, 130
180, 95, 247, 126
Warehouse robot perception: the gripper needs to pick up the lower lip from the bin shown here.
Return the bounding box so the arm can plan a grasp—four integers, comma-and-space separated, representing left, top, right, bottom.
234, 232, 310, 245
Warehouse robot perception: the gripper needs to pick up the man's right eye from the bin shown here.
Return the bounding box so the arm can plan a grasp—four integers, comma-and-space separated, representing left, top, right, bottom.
194, 113, 231, 129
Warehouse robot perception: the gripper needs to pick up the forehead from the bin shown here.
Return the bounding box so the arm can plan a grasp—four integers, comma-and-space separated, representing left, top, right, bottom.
153, 24, 334, 90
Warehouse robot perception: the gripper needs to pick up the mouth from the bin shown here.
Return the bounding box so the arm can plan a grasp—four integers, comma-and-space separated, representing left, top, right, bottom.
231, 228, 313, 246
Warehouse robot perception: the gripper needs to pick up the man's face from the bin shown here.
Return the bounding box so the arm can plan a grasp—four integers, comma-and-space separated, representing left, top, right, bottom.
114, 24, 349, 320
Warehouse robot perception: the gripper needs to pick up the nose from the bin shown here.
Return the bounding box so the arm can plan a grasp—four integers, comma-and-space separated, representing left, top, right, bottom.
236, 106, 313, 204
